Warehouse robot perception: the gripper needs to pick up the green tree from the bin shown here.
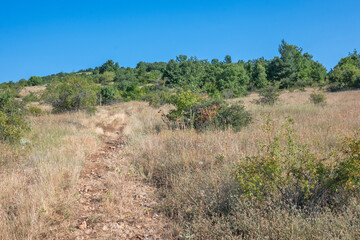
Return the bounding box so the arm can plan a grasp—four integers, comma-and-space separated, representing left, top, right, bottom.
99, 60, 120, 74
252, 62, 268, 89
98, 71, 115, 84
224, 55, 232, 64
28, 76, 43, 86
329, 50, 360, 89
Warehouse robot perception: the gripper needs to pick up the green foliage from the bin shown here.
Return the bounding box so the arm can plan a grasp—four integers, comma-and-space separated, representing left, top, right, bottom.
327, 82, 342, 92
255, 85, 280, 105
22, 92, 39, 103
119, 82, 146, 101
9, 40, 334, 103
224, 55, 232, 64
200, 101, 252, 131
334, 134, 360, 192
236, 118, 360, 209
0, 91, 28, 142
310, 92, 326, 105
26, 105, 43, 116
99, 60, 120, 73
164, 91, 251, 131
100, 85, 116, 104
166, 90, 204, 121
28, 76, 43, 86
44, 76, 99, 113
97, 71, 115, 84
144, 91, 172, 108
267, 40, 327, 88
328, 51, 360, 90
251, 62, 268, 89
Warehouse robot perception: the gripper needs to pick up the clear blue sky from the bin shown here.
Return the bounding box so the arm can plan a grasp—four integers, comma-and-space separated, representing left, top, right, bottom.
1, 0, 359, 83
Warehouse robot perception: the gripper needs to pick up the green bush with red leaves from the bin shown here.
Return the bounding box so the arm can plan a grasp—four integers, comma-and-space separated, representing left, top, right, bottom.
164, 90, 252, 131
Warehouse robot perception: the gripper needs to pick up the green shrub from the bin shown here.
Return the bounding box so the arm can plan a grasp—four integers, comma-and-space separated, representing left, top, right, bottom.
22, 92, 39, 103
192, 101, 252, 131
100, 85, 116, 104
254, 86, 280, 105
164, 91, 251, 131
0, 91, 28, 142
166, 90, 204, 121
43, 76, 99, 113
236, 118, 360, 210
119, 82, 146, 101
26, 106, 43, 116
143, 91, 172, 108
310, 92, 326, 105
327, 82, 342, 92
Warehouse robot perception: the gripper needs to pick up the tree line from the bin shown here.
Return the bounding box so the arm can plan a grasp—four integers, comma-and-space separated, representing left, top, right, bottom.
1, 40, 359, 107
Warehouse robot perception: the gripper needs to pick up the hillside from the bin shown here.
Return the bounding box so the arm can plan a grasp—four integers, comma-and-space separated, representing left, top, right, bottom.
1, 87, 360, 238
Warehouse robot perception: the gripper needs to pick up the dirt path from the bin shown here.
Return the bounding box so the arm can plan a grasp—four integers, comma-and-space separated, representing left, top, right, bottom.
62, 113, 171, 239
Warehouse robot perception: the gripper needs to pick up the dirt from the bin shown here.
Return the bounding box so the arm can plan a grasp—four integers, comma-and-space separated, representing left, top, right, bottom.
61, 121, 172, 239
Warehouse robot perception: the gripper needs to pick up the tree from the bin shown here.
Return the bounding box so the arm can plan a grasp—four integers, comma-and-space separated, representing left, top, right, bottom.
252, 62, 268, 89
267, 40, 327, 88
99, 60, 120, 74
28, 76, 43, 86
224, 55, 232, 64
98, 71, 115, 84
329, 50, 360, 89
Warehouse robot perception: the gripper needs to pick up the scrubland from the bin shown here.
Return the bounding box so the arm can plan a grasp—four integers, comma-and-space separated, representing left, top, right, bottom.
1, 89, 359, 239
126, 89, 360, 239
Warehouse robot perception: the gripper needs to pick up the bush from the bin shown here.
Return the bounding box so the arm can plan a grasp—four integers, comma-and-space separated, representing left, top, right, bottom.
310, 92, 326, 105
43, 76, 99, 113
235, 118, 360, 210
164, 91, 252, 131
100, 85, 116, 104
143, 91, 172, 108
22, 92, 39, 103
118, 82, 146, 101
0, 91, 28, 142
26, 106, 43, 116
254, 86, 280, 105
192, 101, 252, 131
327, 82, 342, 92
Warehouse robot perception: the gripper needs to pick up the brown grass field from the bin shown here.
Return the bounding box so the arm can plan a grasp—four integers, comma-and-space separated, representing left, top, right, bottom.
1, 88, 360, 239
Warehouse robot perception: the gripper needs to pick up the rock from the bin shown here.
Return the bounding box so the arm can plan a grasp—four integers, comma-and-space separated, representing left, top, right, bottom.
79, 220, 87, 230
20, 138, 31, 145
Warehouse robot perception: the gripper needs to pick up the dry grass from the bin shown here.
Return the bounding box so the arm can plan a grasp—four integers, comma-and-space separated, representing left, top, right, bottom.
19, 85, 46, 97
0, 112, 99, 239
1, 89, 359, 239
124, 89, 360, 239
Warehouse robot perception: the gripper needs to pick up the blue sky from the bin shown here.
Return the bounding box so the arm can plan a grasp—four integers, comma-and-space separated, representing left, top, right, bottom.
1, 0, 359, 83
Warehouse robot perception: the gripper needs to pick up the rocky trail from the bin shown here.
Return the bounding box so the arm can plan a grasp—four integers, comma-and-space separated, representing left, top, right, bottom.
61, 112, 172, 239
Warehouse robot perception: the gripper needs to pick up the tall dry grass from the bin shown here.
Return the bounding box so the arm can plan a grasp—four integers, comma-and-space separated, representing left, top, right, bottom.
124, 89, 360, 239
0, 112, 99, 239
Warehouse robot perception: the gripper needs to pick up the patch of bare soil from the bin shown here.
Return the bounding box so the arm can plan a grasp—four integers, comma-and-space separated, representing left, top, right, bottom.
57, 123, 172, 239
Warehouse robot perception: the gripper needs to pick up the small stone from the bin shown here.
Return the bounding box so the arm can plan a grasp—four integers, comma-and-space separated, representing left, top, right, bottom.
79, 220, 87, 230
102, 225, 108, 231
